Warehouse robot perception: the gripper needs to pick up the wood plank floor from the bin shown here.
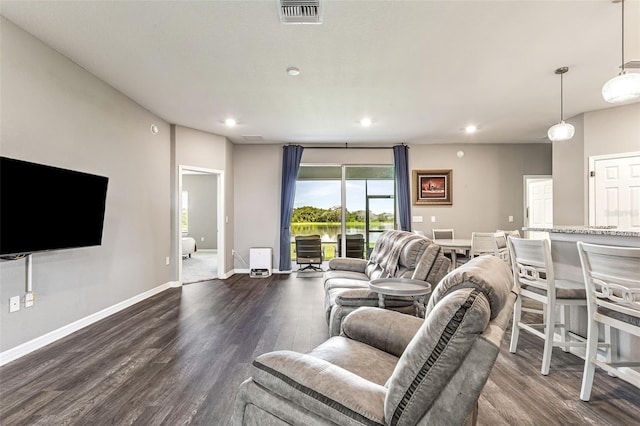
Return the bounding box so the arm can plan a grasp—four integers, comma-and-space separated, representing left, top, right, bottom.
1, 273, 638, 425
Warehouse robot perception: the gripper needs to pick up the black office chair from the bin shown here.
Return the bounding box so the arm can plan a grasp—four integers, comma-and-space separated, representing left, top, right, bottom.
295, 235, 324, 271
336, 234, 365, 259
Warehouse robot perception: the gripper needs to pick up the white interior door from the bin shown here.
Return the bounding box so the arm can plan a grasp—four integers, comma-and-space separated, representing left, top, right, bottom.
590, 152, 640, 231
524, 176, 553, 239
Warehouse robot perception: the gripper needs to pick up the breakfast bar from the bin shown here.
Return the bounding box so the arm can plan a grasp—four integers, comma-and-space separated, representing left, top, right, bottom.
523, 226, 640, 361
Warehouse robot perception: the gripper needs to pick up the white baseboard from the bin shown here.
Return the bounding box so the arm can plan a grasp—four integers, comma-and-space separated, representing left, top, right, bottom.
0, 282, 172, 367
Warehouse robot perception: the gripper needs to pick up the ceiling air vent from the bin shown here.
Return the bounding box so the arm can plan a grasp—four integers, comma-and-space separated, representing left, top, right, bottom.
279, 0, 322, 24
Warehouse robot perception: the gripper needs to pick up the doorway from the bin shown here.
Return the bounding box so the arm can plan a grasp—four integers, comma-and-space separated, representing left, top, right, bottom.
524, 175, 553, 239
589, 151, 640, 231
178, 165, 224, 284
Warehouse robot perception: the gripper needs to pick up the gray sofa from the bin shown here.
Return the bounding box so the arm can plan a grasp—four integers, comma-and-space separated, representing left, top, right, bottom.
232, 255, 516, 425
324, 230, 451, 336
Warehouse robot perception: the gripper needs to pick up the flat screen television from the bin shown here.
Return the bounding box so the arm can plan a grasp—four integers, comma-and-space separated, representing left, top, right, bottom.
0, 156, 109, 257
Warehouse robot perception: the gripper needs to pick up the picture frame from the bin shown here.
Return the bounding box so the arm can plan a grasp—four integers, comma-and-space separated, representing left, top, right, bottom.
413, 169, 453, 205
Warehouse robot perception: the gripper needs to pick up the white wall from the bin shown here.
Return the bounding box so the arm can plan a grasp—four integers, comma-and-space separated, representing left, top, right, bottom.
553, 102, 640, 225
233, 143, 551, 270
0, 18, 172, 351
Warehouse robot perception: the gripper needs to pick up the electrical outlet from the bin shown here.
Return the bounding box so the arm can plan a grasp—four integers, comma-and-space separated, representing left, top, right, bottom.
9, 296, 20, 313
431, 216, 436, 223
200, 237, 204, 242
508, 215, 514, 223
25, 292, 34, 308
412, 216, 423, 223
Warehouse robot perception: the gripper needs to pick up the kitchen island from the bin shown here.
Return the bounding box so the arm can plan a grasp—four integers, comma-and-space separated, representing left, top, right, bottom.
522, 226, 639, 363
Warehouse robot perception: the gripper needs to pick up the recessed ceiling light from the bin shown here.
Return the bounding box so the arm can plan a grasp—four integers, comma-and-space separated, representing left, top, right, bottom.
225, 118, 237, 127
360, 118, 372, 127
465, 125, 477, 134
287, 67, 300, 76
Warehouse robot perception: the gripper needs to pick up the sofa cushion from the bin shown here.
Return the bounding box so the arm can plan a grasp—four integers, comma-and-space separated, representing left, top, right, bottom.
251, 351, 387, 425
384, 287, 491, 426
307, 336, 399, 387
324, 272, 371, 291
325, 287, 416, 324
341, 307, 424, 358
328, 257, 368, 273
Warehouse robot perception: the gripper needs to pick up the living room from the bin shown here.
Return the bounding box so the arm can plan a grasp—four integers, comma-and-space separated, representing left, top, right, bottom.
1, 1, 639, 424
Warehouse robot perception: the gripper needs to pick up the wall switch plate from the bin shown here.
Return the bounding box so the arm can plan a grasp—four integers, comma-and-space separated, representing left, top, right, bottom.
508, 215, 514, 223
165, 256, 170, 265
9, 296, 20, 313
412, 216, 423, 223
201, 237, 204, 242
431, 216, 436, 223
25, 292, 34, 308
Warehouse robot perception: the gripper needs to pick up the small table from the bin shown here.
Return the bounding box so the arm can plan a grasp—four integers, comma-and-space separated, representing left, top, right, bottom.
433, 238, 473, 268
369, 278, 432, 317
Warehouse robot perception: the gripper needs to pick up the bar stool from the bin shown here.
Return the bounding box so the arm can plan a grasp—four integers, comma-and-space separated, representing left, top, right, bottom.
577, 241, 640, 401
507, 237, 588, 375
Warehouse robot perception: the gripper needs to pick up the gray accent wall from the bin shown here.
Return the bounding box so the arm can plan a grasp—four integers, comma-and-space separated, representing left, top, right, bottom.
182, 174, 218, 249
232, 143, 551, 270
0, 18, 171, 351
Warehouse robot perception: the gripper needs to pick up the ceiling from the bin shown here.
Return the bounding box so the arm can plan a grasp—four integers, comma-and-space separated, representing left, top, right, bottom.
1, 0, 639, 145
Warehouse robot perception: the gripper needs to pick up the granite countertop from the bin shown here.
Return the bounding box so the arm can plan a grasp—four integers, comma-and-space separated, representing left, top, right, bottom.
523, 226, 640, 237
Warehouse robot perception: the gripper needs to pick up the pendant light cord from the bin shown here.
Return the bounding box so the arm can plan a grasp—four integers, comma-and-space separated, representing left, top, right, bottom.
560, 72, 564, 121
621, 0, 625, 72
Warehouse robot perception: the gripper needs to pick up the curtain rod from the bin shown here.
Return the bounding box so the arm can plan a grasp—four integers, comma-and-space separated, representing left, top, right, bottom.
287, 143, 408, 150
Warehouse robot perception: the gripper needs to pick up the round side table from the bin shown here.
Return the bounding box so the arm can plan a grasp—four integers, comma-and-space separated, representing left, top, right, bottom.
369, 278, 432, 317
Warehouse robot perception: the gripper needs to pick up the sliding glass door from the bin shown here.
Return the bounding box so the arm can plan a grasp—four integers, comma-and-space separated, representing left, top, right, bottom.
292, 164, 395, 262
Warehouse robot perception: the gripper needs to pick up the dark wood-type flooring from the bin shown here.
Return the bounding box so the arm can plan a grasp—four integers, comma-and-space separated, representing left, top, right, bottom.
1, 273, 639, 425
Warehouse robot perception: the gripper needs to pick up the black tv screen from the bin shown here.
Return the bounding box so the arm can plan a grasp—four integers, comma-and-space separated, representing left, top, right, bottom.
0, 157, 109, 256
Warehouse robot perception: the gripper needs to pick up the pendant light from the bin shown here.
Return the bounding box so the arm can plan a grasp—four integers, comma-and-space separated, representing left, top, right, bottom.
548, 67, 575, 142
602, 0, 640, 103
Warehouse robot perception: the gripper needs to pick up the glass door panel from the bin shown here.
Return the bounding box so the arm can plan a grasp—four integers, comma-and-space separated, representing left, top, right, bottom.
344, 166, 395, 259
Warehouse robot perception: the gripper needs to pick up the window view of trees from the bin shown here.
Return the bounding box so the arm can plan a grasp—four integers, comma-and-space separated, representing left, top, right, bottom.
291, 165, 395, 262
291, 206, 392, 226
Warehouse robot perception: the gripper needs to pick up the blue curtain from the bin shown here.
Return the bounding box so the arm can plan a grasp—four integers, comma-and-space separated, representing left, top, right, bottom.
279, 145, 305, 271
393, 144, 411, 231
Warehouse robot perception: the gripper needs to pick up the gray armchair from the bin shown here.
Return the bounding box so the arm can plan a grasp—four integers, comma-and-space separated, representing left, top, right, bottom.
232, 255, 516, 425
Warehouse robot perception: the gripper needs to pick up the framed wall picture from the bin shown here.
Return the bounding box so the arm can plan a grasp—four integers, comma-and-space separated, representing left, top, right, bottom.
413, 169, 453, 205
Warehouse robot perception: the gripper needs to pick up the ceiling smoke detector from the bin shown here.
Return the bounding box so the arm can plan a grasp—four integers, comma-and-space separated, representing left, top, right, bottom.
279, 0, 322, 24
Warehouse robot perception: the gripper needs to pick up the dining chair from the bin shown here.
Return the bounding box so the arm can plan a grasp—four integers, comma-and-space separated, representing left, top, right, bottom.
494, 232, 510, 265
498, 229, 521, 239
577, 241, 640, 401
432, 228, 454, 240
432, 229, 455, 262
455, 232, 498, 267
507, 237, 587, 375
